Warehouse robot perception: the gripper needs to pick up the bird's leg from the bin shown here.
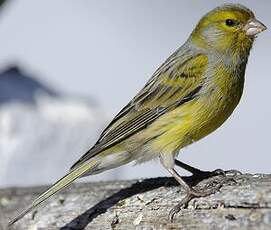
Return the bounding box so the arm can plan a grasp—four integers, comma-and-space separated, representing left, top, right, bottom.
166, 167, 222, 222
174, 159, 242, 179
160, 154, 235, 221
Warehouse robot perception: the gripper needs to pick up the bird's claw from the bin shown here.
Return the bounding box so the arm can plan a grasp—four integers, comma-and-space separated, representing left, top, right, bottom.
210, 169, 242, 177
190, 168, 242, 181
168, 186, 221, 222
168, 202, 185, 222
210, 169, 242, 185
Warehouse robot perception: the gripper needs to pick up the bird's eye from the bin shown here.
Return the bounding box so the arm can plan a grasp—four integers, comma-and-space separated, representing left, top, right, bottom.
225, 19, 235, 27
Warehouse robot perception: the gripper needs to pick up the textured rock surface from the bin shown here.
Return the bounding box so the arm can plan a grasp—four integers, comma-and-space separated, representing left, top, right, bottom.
1, 174, 270, 229
0, 66, 107, 187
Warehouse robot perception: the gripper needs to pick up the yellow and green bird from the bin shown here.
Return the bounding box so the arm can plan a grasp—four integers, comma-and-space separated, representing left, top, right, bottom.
9, 3, 266, 226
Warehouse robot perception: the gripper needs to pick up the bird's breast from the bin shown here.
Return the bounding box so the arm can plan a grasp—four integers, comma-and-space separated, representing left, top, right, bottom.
189, 64, 245, 142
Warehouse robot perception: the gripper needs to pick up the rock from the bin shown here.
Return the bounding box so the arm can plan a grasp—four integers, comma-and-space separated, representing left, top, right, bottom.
1, 174, 270, 229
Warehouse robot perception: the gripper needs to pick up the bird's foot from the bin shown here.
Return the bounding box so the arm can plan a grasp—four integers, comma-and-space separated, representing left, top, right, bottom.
168, 176, 226, 222
208, 168, 242, 177
191, 168, 242, 180
174, 160, 242, 180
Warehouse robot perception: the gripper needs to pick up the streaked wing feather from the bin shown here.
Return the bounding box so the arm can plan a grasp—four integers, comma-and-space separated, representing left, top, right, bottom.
71, 51, 208, 169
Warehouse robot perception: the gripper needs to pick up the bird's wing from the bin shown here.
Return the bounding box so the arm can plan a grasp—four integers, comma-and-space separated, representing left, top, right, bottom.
71, 51, 208, 169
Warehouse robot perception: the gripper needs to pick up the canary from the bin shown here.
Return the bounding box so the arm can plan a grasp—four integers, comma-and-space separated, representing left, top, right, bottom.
9, 3, 266, 226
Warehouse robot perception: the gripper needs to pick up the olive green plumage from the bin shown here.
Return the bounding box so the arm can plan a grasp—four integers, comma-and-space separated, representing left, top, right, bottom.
8, 4, 266, 227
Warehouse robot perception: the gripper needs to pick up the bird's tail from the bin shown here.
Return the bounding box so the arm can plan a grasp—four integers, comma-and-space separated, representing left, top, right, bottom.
8, 158, 99, 227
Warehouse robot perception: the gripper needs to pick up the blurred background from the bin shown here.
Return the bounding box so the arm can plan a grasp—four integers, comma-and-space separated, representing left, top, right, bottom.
0, 0, 270, 188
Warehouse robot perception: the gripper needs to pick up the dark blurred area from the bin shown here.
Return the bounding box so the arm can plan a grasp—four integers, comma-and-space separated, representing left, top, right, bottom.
0, 66, 58, 104
0, 0, 6, 8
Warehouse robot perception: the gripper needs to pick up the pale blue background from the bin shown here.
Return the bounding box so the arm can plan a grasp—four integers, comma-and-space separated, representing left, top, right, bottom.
0, 0, 270, 184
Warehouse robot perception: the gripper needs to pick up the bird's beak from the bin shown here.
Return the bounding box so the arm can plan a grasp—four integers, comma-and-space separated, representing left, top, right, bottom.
243, 18, 267, 37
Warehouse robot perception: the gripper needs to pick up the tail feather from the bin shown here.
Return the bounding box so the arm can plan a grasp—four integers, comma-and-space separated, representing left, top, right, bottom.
8, 159, 99, 227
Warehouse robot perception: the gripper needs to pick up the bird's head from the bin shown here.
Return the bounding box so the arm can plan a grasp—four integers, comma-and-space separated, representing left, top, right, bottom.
190, 4, 266, 57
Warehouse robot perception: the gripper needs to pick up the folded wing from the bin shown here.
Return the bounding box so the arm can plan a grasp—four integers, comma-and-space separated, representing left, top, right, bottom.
71, 50, 208, 170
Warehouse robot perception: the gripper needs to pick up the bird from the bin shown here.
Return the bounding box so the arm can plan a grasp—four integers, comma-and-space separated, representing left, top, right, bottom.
8, 3, 266, 226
